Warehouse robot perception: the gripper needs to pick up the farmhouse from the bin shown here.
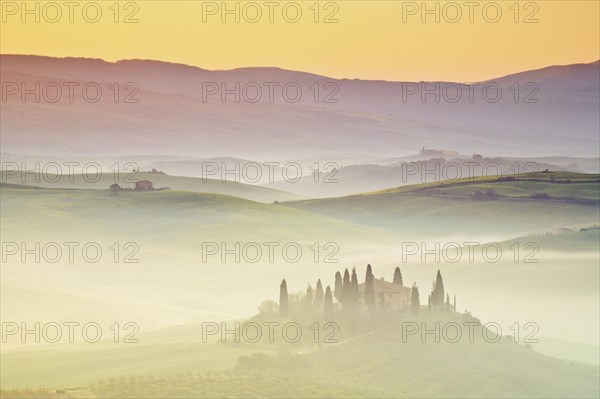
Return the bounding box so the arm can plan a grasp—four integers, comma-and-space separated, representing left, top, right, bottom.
358, 277, 411, 310
135, 180, 154, 190
419, 147, 459, 157
551, 226, 573, 235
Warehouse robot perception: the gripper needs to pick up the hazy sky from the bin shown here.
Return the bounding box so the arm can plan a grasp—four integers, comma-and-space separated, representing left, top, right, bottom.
1, 1, 599, 81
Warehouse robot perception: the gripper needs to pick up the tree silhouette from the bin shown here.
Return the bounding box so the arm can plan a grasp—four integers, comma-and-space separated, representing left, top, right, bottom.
324, 286, 334, 320
351, 267, 359, 305
411, 283, 420, 317
431, 269, 445, 307
364, 264, 376, 313
279, 279, 289, 317
393, 267, 403, 285
314, 279, 324, 305
341, 268, 351, 309
306, 285, 313, 304
334, 271, 343, 302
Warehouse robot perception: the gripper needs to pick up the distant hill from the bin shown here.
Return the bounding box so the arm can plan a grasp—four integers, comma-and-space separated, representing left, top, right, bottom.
0, 170, 301, 203
283, 172, 600, 236
1, 54, 598, 159
368, 171, 599, 201
263, 157, 600, 198
478, 226, 600, 253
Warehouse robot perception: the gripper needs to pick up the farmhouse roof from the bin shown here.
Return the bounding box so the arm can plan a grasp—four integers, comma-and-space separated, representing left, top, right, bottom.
358, 277, 411, 294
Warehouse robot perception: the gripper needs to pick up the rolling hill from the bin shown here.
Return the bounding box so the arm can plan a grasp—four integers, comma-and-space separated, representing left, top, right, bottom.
1, 175, 598, 387
0, 184, 391, 337
262, 157, 600, 198
1, 55, 598, 159
0, 170, 301, 203
1, 312, 598, 398
283, 172, 600, 237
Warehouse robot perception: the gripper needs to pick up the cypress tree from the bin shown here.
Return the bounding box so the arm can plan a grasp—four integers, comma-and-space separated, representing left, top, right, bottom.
431, 269, 445, 306
341, 268, 351, 309
393, 267, 403, 285
411, 283, 420, 317
343, 269, 350, 285
453, 294, 456, 313
446, 293, 450, 312
334, 271, 343, 302
351, 267, 359, 304
279, 279, 289, 317
306, 285, 313, 304
365, 264, 376, 313
428, 294, 431, 314
314, 279, 324, 305
324, 286, 334, 320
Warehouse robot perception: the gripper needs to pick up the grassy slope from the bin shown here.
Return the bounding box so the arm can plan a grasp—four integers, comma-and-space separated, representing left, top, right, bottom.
2, 313, 598, 398
295, 315, 600, 398
1, 177, 599, 397
368, 171, 600, 198
487, 227, 600, 252
283, 172, 600, 237
0, 325, 259, 389
1, 182, 597, 332
0, 184, 377, 242
0, 185, 390, 337
0, 171, 302, 203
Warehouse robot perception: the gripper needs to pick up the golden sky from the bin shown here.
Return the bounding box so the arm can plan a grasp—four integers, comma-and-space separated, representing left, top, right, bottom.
1, 0, 599, 81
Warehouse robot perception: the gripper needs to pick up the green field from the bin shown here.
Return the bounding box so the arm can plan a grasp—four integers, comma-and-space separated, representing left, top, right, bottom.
283, 172, 599, 236
0, 171, 302, 203
1, 174, 599, 397
1, 312, 598, 398
368, 171, 600, 200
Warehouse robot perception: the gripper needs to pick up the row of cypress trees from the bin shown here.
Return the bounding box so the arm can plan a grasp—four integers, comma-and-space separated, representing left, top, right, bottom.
279, 266, 453, 318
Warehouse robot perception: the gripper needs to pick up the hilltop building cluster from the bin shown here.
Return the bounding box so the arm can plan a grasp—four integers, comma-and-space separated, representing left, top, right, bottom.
279, 265, 455, 319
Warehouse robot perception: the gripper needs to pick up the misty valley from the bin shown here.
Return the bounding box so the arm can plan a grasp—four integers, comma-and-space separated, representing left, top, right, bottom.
1, 5, 599, 398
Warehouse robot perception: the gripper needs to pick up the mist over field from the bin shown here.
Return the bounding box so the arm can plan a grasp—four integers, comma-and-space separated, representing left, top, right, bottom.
1, 17, 600, 399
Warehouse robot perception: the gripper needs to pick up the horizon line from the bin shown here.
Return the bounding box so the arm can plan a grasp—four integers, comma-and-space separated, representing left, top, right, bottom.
2, 53, 599, 84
